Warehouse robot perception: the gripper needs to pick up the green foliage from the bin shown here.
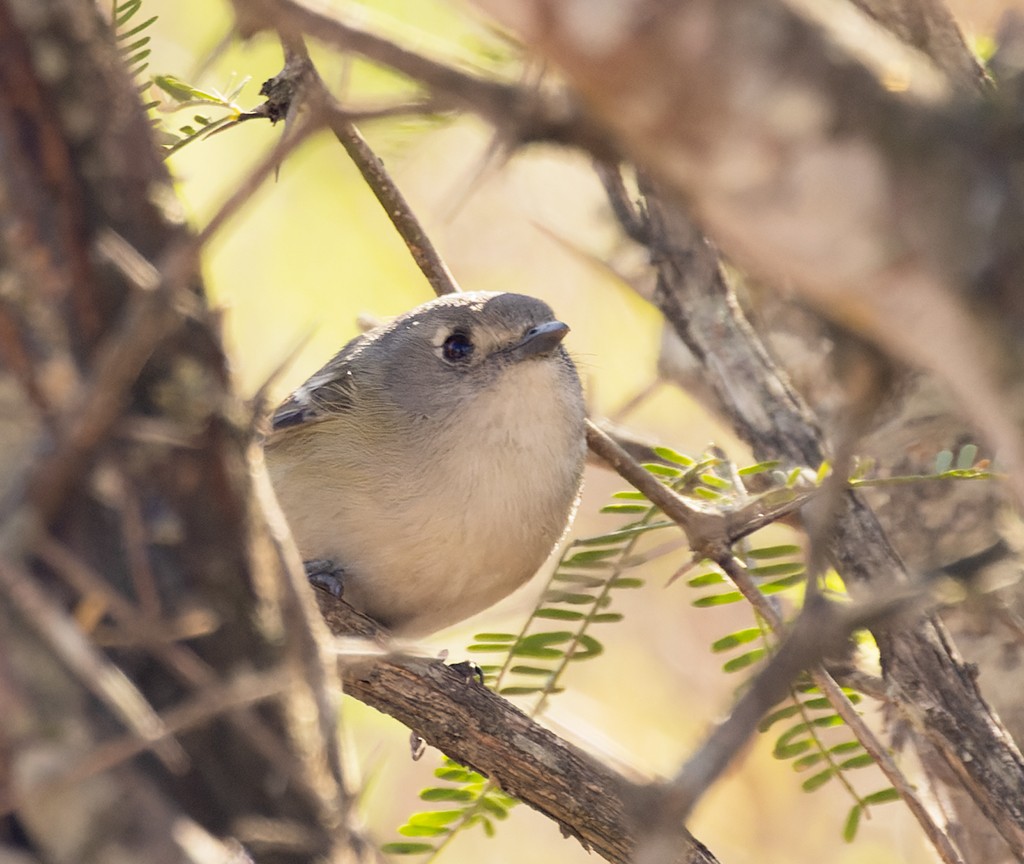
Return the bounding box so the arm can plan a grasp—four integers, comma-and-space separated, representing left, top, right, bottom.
152, 74, 250, 157
756, 676, 895, 838
384, 760, 517, 857
386, 442, 996, 856
850, 442, 993, 488
110, 0, 248, 155
113, 0, 156, 83
688, 541, 805, 609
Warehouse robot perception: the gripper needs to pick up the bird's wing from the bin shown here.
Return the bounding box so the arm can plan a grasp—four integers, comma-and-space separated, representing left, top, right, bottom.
271, 342, 362, 432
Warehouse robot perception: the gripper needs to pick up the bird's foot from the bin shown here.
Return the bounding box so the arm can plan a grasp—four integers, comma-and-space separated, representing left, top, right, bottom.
304, 559, 345, 598
448, 660, 486, 686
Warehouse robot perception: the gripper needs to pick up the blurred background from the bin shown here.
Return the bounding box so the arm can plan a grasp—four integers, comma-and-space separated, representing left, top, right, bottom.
142, 1, 1013, 860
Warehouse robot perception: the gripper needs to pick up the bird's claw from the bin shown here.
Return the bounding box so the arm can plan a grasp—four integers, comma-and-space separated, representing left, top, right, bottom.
305, 559, 345, 598
447, 660, 486, 686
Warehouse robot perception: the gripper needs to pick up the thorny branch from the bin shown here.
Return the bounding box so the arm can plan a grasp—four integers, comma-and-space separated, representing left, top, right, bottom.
4, 1, 1020, 863
251, 25, 983, 864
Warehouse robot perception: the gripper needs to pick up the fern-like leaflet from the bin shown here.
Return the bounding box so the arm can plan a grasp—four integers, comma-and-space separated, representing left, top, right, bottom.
385, 441, 997, 855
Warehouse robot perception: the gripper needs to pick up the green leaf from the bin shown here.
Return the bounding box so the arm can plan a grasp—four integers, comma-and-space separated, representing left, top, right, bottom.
562, 548, 625, 565
862, 787, 900, 806
843, 804, 862, 842
643, 463, 682, 477
509, 665, 554, 676
409, 810, 465, 826
479, 796, 512, 819
114, 2, 142, 27
591, 612, 624, 624
474, 633, 516, 643
466, 644, 512, 653
722, 647, 766, 673
775, 723, 809, 748
828, 741, 863, 756
839, 754, 877, 771
774, 740, 812, 759
609, 577, 644, 588
693, 591, 743, 607
793, 752, 826, 772
758, 704, 801, 732
534, 608, 586, 621
518, 632, 574, 647
654, 446, 695, 466
498, 685, 548, 696
612, 490, 647, 500
738, 460, 780, 475
511, 632, 573, 659
815, 461, 832, 484
552, 573, 606, 587
118, 15, 158, 39
801, 768, 835, 792
434, 767, 477, 782
956, 443, 979, 469
746, 544, 801, 559
398, 824, 448, 837
119, 36, 150, 54
711, 628, 762, 652
509, 646, 562, 660
749, 562, 804, 578
699, 472, 732, 489
123, 50, 151, 68
749, 560, 802, 581
558, 558, 619, 570
383, 841, 437, 853
687, 572, 725, 587
153, 74, 225, 104
601, 503, 649, 514
760, 574, 805, 594
933, 449, 954, 473
569, 634, 604, 661
419, 788, 473, 802
544, 591, 597, 605
572, 521, 673, 545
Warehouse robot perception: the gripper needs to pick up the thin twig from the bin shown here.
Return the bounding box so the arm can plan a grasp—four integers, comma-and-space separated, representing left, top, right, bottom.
329, 119, 460, 297
718, 557, 964, 864
638, 589, 921, 837
0, 557, 188, 772
194, 109, 320, 248
0, 666, 291, 817
239, 0, 616, 157
35, 535, 329, 800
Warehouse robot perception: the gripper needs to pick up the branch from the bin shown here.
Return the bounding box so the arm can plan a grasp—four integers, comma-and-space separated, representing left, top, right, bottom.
629, 174, 1024, 858
233, 0, 617, 157
314, 592, 720, 864
0, 2, 364, 862
473, 0, 1024, 503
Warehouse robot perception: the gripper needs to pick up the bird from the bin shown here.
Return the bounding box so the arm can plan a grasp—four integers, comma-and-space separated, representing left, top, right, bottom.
264, 291, 587, 637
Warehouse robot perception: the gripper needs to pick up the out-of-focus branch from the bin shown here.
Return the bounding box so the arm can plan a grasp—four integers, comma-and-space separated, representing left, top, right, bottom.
624, 174, 1024, 859
0, 1, 364, 862
473, 0, 1024, 504
233, 0, 617, 157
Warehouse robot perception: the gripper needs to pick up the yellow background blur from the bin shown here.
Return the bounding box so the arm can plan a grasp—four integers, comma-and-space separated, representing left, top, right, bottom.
144, 1, 1005, 861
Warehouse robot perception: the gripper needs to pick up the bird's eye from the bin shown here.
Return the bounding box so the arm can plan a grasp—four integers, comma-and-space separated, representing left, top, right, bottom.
442, 331, 474, 362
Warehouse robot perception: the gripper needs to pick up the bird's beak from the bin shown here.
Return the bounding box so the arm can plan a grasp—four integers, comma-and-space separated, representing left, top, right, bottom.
511, 320, 570, 358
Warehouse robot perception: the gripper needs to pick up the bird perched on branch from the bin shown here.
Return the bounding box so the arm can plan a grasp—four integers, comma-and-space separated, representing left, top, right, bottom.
265, 291, 587, 636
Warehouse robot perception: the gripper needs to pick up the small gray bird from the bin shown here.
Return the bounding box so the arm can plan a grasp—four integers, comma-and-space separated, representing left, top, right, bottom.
265, 291, 587, 636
